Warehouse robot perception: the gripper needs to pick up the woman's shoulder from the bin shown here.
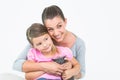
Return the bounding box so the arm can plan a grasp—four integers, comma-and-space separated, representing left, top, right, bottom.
76, 37, 85, 44
71, 34, 85, 50
72, 33, 85, 44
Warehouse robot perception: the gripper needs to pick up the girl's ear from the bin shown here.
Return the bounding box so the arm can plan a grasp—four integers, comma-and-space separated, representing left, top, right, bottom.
30, 44, 33, 48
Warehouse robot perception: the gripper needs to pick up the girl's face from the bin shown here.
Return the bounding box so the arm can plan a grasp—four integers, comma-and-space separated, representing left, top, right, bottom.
32, 34, 53, 54
44, 16, 67, 43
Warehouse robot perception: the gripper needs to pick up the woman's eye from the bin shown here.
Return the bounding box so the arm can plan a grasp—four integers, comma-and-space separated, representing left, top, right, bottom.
47, 28, 53, 32
58, 25, 62, 28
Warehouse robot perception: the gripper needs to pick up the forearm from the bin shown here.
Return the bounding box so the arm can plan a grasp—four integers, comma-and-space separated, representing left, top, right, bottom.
71, 63, 80, 76
13, 59, 26, 72
74, 72, 81, 79
13, 44, 31, 72
25, 71, 45, 80
22, 60, 45, 72
22, 60, 63, 75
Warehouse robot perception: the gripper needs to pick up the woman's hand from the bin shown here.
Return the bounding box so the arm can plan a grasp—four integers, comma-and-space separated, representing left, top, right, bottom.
61, 61, 72, 70
41, 62, 64, 75
62, 69, 73, 80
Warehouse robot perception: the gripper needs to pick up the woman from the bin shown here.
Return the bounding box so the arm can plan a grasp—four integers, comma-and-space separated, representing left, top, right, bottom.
13, 5, 85, 80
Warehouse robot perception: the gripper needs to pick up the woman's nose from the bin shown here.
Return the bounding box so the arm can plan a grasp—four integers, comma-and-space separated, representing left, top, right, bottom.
53, 30, 59, 36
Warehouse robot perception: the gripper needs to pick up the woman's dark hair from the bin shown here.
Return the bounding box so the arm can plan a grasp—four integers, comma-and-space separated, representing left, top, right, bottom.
42, 5, 65, 25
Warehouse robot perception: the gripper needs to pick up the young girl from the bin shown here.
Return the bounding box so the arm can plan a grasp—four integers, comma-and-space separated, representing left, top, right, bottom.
26, 23, 80, 80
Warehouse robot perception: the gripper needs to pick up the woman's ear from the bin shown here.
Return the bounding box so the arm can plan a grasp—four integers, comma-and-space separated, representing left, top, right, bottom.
64, 18, 67, 28
65, 18, 67, 24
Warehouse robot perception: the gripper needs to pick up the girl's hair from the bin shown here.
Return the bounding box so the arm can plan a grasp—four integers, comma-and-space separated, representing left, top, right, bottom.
26, 23, 48, 45
26, 23, 58, 54
42, 5, 65, 25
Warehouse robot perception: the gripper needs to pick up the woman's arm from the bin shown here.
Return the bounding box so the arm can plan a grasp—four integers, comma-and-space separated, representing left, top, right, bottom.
23, 61, 65, 80
62, 57, 81, 79
22, 60, 64, 75
76, 37, 86, 78
13, 45, 31, 72
13, 44, 64, 74
25, 71, 45, 80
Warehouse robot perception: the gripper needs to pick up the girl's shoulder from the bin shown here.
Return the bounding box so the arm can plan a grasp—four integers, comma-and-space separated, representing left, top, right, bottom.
28, 48, 41, 54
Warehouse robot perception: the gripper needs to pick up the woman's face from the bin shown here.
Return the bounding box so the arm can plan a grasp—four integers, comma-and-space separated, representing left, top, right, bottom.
44, 16, 67, 43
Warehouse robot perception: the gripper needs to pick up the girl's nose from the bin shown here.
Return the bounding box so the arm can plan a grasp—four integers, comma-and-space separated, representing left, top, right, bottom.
43, 44, 47, 47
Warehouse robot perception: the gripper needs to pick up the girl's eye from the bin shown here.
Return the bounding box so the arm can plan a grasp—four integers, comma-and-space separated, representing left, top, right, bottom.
37, 43, 42, 46
39, 43, 42, 45
45, 37, 48, 40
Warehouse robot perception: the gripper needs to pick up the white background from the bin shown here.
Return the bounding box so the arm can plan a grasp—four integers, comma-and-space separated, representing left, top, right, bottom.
0, 0, 120, 80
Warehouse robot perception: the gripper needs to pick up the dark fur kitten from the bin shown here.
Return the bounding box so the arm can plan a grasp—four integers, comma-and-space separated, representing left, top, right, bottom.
52, 56, 74, 80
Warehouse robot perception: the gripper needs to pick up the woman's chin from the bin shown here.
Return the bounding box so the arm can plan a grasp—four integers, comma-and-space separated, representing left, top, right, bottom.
55, 38, 63, 43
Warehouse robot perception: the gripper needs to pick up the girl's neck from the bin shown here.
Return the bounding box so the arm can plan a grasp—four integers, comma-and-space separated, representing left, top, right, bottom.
42, 51, 55, 58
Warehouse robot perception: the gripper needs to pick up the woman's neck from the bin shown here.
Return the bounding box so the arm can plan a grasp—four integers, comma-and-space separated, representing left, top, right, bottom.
55, 31, 76, 48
